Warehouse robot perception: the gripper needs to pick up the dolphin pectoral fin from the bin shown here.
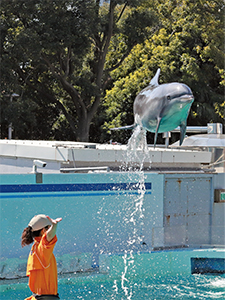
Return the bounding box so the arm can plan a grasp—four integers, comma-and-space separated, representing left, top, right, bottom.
179, 122, 187, 145
154, 117, 162, 147
110, 124, 136, 131
149, 68, 160, 88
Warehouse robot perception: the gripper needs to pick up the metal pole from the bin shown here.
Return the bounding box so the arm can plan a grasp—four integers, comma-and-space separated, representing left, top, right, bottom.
171, 126, 208, 133
8, 95, 13, 140
163, 131, 171, 148
7, 93, 19, 139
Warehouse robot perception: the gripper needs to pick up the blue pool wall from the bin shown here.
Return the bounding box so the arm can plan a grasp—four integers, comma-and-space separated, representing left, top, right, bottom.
0, 173, 163, 261
0, 172, 224, 278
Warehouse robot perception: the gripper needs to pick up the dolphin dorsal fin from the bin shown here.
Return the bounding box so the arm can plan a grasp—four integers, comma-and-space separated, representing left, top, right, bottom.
149, 68, 160, 88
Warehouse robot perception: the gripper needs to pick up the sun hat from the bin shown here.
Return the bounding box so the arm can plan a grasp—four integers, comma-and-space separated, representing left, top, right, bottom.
28, 214, 52, 231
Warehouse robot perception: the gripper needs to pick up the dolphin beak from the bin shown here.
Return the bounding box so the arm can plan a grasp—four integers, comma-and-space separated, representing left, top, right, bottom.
181, 94, 194, 102
177, 94, 194, 109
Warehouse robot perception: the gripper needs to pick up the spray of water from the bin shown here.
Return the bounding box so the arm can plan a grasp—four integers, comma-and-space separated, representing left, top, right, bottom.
120, 126, 151, 299
121, 250, 134, 300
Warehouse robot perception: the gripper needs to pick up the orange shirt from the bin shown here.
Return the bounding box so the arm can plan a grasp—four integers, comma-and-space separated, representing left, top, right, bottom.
26, 232, 58, 296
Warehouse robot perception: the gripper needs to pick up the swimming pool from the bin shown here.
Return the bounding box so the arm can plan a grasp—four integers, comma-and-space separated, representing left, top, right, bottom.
1, 271, 225, 299
1, 248, 225, 299
0, 146, 224, 299
1, 171, 221, 271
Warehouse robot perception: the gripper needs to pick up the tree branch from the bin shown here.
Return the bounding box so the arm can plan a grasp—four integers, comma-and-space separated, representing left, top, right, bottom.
65, 46, 72, 77
41, 51, 86, 117
41, 52, 61, 77
58, 75, 86, 118
103, 0, 116, 55
95, 0, 116, 88
116, 1, 128, 23
87, 0, 118, 123
105, 50, 131, 72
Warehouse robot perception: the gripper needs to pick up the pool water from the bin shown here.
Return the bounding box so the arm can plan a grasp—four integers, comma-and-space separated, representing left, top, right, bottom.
1, 272, 225, 300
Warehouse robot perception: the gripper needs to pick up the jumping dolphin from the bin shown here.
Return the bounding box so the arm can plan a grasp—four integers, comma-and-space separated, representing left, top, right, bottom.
111, 68, 194, 146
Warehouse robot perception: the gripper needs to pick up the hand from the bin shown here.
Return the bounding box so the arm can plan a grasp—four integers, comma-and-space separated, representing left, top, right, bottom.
52, 217, 62, 225
46, 216, 62, 225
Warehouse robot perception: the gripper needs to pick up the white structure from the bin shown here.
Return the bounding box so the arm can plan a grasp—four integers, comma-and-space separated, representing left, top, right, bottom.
0, 139, 213, 174
1, 123, 224, 174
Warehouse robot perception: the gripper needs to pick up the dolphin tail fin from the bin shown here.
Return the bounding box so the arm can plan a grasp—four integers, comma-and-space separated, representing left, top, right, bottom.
179, 122, 187, 145
154, 117, 162, 147
149, 68, 160, 88
110, 124, 136, 131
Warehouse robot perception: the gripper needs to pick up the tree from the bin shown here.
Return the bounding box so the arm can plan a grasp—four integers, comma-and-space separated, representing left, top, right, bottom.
1, 0, 157, 141
103, 0, 225, 144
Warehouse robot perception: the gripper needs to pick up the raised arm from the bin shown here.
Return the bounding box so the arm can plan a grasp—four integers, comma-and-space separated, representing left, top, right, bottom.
46, 216, 62, 242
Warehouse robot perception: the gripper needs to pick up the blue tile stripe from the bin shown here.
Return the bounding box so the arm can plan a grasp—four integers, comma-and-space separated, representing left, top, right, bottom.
0, 182, 151, 193
0, 191, 152, 199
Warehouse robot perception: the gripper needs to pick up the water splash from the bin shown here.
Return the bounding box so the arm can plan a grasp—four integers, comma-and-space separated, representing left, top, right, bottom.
120, 126, 151, 299
121, 250, 134, 300
127, 126, 147, 151
122, 125, 151, 172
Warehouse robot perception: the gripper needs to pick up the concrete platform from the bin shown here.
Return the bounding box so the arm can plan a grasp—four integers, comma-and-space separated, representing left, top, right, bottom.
0, 139, 212, 173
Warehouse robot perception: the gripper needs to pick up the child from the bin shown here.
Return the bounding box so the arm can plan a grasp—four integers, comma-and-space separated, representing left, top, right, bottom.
21, 214, 62, 300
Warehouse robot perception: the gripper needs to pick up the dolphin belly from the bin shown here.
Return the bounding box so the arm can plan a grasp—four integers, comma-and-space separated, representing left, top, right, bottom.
158, 99, 193, 133
139, 102, 192, 133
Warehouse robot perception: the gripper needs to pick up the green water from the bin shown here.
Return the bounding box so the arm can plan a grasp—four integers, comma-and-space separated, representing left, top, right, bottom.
1, 272, 225, 299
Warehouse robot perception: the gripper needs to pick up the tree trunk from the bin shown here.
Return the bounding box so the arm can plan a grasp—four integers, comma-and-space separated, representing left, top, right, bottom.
76, 114, 90, 142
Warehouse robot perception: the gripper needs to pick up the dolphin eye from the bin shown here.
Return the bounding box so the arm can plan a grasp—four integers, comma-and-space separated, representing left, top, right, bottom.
167, 95, 171, 100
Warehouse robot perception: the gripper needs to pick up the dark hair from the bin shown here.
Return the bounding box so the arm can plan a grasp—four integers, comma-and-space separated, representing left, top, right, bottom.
21, 226, 42, 247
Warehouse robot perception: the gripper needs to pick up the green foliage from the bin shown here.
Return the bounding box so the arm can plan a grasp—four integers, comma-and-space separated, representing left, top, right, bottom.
1, 0, 224, 143
1, 0, 95, 139
1, 0, 158, 141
